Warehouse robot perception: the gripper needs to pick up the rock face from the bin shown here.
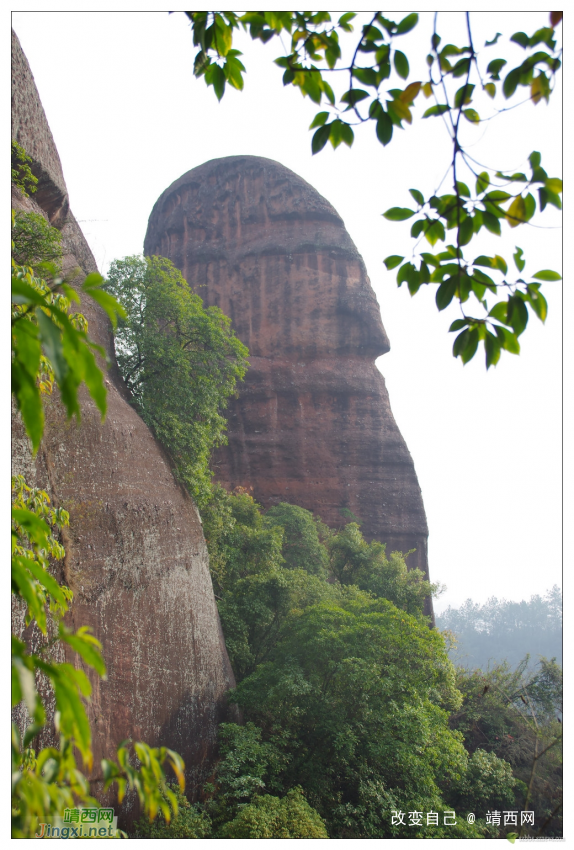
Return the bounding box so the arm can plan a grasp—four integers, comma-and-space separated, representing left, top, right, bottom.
12, 30, 236, 819
144, 156, 431, 606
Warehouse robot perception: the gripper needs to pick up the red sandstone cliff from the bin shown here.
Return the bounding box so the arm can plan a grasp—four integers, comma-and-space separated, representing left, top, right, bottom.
144, 156, 431, 606
11, 30, 236, 816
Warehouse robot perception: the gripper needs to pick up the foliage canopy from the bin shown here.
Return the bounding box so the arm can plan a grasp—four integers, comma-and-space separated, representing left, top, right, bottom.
105, 255, 248, 506
179, 10, 562, 368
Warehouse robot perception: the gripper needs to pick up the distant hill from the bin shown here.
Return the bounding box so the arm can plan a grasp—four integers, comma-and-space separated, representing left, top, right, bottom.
436, 586, 562, 670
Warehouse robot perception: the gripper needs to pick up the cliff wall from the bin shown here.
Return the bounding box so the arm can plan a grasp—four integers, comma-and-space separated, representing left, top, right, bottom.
11, 30, 236, 817
144, 156, 431, 606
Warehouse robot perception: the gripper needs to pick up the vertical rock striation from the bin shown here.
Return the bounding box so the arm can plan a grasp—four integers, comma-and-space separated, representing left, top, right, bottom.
12, 30, 236, 819
144, 156, 432, 611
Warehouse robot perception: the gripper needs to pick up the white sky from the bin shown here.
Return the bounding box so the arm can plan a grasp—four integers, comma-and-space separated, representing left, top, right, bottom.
12, 10, 563, 613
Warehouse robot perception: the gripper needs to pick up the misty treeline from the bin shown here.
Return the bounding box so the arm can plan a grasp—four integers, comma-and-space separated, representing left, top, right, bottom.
436, 587, 562, 670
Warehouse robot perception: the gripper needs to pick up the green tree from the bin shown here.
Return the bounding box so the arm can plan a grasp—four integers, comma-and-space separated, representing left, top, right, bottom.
219, 567, 330, 682
327, 521, 435, 616
219, 788, 328, 838
450, 657, 562, 836
104, 255, 248, 506
12, 212, 63, 271
230, 590, 508, 837
265, 502, 329, 577
202, 487, 284, 597
134, 785, 212, 838
201, 487, 328, 680
12, 140, 38, 197
179, 11, 562, 368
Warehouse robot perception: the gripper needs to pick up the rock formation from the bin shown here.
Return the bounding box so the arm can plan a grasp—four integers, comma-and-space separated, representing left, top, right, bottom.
12, 29, 236, 820
144, 156, 431, 609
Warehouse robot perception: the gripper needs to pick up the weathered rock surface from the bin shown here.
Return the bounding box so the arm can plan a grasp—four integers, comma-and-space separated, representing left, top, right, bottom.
12, 30, 236, 818
144, 156, 431, 606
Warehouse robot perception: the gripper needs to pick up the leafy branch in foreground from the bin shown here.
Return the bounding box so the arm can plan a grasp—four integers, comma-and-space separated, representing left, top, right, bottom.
11, 194, 185, 836
178, 11, 562, 367
11, 476, 185, 837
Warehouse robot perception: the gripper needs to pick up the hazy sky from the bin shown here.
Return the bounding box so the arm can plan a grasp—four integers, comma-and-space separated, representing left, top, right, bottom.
12, 10, 563, 612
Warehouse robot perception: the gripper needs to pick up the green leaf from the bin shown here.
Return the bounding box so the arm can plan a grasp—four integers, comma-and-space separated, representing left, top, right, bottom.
454, 84, 475, 108
488, 301, 508, 324
394, 51, 409, 80
474, 255, 494, 269
340, 122, 354, 147
526, 285, 548, 322
449, 319, 468, 332
205, 63, 226, 101
11, 277, 47, 307
529, 151, 541, 169
311, 124, 331, 155
224, 54, 245, 91
523, 193, 536, 220
502, 68, 521, 98
383, 255, 404, 270
538, 187, 562, 211
507, 295, 529, 335
11, 360, 43, 453
338, 12, 356, 31
472, 210, 484, 234
455, 181, 471, 198
452, 58, 471, 78
513, 247, 525, 272
353, 67, 378, 87
329, 119, 345, 149
486, 58, 507, 78
340, 89, 369, 106
452, 328, 469, 357
435, 278, 457, 310
506, 195, 527, 228
482, 211, 501, 235
309, 111, 329, 129
484, 331, 501, 368
494, 255, 508, 275
82, 280, 126, 330
463, 108, 480, 123
409, 188, 424, 206
495, 324, 520, 354
485, 33, 502, 46
383, 207, 415, 221
411, 219, 426, 238
423, 104, 450, 118
485, 190, 511, 203
425, 219, 445, 247
396, 13, 418, 35
532, 270, 561, 281
59, 625, 106, 678
545, 177, 563, 193
407, 268, 422, 295
376, 112, 393, 145
397, 262, 415, 287
460, 327, 480, 363
458, 216, 474, 246
35, 309, 69, 386
510, 31, 530, 48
